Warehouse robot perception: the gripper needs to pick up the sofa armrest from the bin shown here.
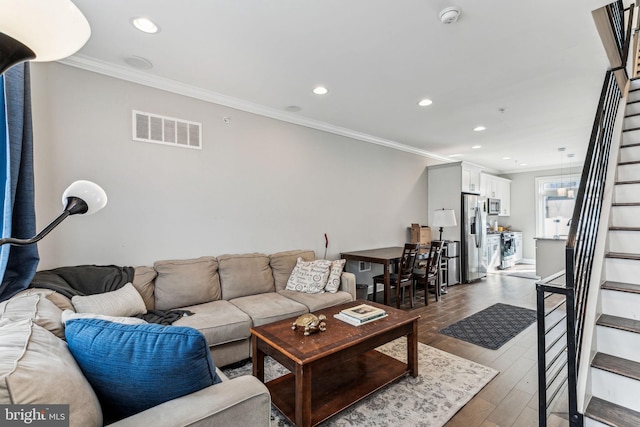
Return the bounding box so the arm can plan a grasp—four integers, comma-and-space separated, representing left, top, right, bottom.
340, 272, 356, 300
108, 375, 270, 427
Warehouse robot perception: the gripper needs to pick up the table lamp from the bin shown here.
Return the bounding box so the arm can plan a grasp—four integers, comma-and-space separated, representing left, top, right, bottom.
0, 180, 107, 246
431, 209, 457, 241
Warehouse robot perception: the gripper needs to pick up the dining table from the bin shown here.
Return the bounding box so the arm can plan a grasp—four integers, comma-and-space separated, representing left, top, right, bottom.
340, 246, 406, 307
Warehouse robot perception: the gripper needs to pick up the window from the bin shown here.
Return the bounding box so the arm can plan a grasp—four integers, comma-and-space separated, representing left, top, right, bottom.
535, 175, 580, 238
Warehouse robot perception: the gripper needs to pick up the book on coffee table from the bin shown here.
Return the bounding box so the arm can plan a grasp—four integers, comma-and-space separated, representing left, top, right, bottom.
340, 304, 386, 320
333, 312, 388, 326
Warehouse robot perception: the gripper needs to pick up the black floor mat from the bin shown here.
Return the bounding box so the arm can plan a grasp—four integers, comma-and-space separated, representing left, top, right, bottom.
439, 303, 537, 350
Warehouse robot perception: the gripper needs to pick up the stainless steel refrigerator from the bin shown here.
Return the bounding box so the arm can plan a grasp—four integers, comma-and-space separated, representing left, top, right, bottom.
461, 193, 487, 283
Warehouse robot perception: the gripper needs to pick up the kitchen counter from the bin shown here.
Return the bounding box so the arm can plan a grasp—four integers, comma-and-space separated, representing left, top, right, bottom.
535, 238, 566, 279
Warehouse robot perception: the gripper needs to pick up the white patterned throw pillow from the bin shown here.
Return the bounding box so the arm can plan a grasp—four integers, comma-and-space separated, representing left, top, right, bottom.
324, 259, 346, 293
286, 258, 332, 293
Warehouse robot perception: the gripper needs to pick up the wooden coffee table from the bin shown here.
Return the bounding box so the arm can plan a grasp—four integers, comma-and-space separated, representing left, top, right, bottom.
250, 301, 419, 427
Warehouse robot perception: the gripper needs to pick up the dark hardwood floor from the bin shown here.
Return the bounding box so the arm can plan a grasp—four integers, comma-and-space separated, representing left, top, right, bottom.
381, 270, 569, 427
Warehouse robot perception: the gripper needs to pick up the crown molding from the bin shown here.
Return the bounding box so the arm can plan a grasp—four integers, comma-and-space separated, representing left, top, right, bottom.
57, 54, 452, 163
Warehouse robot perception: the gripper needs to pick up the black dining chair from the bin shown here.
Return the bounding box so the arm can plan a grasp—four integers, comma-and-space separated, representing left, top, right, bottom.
413, 240, 444, 305
372, 243, 420, 309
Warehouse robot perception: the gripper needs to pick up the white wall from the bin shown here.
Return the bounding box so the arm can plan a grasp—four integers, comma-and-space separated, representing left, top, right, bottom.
30, 63, 438, 269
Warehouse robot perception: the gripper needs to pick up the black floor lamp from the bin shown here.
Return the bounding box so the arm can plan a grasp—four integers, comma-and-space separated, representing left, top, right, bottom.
0, 1, 96, 247
0, 0, 90, 74
0, 180, 107, 247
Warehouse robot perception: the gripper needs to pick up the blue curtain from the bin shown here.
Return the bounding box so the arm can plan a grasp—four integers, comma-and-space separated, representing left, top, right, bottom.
0, 63, 39, 302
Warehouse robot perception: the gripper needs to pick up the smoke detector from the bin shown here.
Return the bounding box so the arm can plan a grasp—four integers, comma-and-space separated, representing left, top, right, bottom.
439, 6, 462, 24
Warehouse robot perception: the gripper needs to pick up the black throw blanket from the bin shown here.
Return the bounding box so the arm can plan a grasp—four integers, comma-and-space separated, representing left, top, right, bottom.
30, 265, 135, 299
140, 309, 193, 325
30, 265, 192, 325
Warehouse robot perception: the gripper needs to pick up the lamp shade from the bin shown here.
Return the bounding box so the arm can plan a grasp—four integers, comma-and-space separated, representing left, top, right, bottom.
431, 209, 457, 228
0, 0, 90, 63
62, 180, 107, 215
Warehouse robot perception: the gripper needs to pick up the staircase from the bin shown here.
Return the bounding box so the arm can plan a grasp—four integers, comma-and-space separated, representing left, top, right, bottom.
584, 78, 640, 426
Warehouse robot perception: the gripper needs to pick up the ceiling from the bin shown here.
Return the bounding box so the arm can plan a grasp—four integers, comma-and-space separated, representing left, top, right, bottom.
65, 0, 614, 173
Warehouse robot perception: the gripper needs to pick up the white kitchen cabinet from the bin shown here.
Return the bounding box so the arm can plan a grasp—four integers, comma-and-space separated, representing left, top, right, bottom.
497, 178, 511, 216
480, 173, 511, 216
461, 163, 482, 193
513, 232, 523, 263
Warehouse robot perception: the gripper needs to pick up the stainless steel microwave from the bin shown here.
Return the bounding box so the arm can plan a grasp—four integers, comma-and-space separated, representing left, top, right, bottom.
488, 198, 501, 215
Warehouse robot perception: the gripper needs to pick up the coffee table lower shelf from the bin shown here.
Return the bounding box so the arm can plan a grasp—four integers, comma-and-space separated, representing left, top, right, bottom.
266, 349, 409, 426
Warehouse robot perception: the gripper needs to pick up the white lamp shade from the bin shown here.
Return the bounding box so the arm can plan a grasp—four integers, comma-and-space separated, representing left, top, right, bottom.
431, 209, 457, 228
0, 0, 90, 62
62, 180, 107, 215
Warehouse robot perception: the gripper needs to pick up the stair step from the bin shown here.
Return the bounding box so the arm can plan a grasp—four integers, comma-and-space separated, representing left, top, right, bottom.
609, 226, 640, 231
610, 205, 640, 228
620, 145, 640, 163
598, 313, 640, 334
628, 100, 640, 105
612, 202, 640, 206
592, 352, 640, 381
623, 127, 640, 132
617, 163, 640, 181
601, 282, 640, 319
630, 94, 640, 103
619, 160, 640, 166
602, 281, 640, 294
585, 397, 640, 427
620, 142, 640, 148
623, 130, 640, 145
597, 316, 640, 363
624, 115, 640, 130
616, 180, 640, 185
606, 252, 640, 261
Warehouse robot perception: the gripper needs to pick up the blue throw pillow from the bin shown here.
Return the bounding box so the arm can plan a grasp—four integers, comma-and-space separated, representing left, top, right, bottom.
65, 318, 221, 422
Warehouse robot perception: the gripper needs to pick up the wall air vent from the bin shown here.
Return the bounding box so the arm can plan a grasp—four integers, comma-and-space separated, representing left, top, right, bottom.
132, 110, 202, 150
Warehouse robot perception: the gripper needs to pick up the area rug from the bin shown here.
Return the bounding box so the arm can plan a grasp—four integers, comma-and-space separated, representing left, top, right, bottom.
439, 303, 537, 350
222, 338, 498, 427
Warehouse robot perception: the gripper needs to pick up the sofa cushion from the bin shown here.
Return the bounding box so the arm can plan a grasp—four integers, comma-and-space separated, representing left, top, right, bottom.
172, 300, 252, 347
278, 289, 354, 312
0, 292, 65, 339
62, 309, 148, 325
153, 257, 221, 310
0, 318, 102, 427
132, 266, 156, 310
269, 250, 315, 292
14, 287, 74, 311
285, 258, 332, 294
230, 293, 308, 327
325, 259, 347, 293
71, 283, 147, 317
65, 318, 221, 422
218, 253, 274, 300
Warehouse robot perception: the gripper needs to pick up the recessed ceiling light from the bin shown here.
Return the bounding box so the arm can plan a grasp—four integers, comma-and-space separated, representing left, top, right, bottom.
471, 145, 482, 149
474, 126, 486, 132
418, 98, 433, 107
502, 156, 511, 160
131, 17, 160, 34
313, 86, 328, 95
449, 154, 463, 157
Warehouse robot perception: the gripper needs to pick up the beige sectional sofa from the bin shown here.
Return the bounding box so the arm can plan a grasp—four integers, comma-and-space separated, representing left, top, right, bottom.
0, 249, 356, 427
